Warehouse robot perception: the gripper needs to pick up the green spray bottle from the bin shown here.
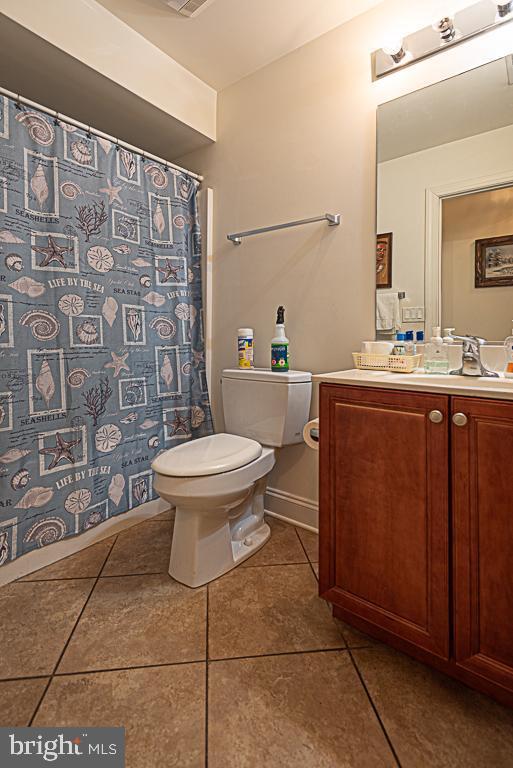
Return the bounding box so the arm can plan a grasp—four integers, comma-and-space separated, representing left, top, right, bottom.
271, 306, 290, 372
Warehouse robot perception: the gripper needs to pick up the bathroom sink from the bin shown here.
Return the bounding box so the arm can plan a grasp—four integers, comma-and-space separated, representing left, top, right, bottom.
404, 373, 512, 388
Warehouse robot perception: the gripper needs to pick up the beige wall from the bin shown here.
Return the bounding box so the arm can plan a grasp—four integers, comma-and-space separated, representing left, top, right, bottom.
442, 188, 513, 341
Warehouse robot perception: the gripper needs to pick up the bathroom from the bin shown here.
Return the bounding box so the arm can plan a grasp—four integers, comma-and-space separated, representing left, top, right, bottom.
1, 0, 513, 765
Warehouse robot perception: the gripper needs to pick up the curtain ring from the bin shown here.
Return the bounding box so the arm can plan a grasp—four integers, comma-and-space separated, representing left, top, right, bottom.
15, 94, 22, 110
115, 139, 120, 152
53, 111, 60, 126
86, 125, 92, 139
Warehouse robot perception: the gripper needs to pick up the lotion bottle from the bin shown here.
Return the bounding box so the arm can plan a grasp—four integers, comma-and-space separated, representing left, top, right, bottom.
424, 327, 449, 374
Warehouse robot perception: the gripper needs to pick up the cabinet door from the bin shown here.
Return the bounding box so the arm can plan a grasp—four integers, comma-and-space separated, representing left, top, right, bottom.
319, 384, 450, 660
452, 397, 513, 694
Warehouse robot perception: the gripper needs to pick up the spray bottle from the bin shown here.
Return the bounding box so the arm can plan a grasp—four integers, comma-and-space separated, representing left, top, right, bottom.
271, 306, 290, 372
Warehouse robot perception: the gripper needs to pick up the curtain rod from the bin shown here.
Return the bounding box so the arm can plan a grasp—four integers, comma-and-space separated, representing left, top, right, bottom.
0, 86, 203, 184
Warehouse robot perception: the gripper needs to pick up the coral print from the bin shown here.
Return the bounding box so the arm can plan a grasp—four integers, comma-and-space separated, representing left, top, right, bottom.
0, 96, 212, 566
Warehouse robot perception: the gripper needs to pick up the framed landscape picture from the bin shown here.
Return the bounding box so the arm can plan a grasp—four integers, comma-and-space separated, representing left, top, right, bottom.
376, 232, 393, 289
476, 234, 513, 288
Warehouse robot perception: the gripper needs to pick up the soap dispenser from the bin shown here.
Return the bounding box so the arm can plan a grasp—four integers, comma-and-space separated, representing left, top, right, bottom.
424, 327, 450, 374
504, 323, 513, 378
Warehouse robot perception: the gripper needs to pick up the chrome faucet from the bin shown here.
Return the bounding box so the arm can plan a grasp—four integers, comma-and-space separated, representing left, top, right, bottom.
449, 334, 499, 378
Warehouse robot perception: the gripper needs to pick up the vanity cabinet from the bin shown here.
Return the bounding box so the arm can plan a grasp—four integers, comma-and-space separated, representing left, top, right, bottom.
319, 383, 513, 707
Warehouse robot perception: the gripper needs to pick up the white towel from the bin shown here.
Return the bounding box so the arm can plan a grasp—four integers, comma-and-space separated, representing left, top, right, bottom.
376, 293, 401, 332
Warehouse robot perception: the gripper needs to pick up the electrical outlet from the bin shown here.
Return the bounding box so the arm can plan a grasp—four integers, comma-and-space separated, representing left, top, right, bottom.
402, 307, 425, 322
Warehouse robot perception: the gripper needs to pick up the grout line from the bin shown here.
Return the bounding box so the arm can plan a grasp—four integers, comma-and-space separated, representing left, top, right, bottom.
205, 583, 209, 768
28, 536, 117, 726
19, 570, 166, 583
294, 527, 318, 580
208, 646, 347, 664
347, 649, 403, 768
241, 560, 311, 569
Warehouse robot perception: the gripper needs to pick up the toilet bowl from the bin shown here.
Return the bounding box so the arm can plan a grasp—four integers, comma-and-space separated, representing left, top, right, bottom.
152, 368, 312, 588
152, 433, 275, 587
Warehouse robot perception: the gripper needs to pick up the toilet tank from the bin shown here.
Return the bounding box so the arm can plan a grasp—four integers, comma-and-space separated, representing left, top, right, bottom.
221, 368, 312, 447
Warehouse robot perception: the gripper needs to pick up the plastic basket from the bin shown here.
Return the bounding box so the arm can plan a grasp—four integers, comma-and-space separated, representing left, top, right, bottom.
352, 352, 422, 374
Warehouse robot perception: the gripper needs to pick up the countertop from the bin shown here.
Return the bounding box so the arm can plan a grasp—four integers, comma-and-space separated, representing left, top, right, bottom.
313, 368, 513, 401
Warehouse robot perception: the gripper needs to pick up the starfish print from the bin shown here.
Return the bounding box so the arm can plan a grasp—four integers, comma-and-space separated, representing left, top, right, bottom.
39, 431, 82, 471
156, 259, 182, 283
32, 236, 70, 268
165, 410, 190, 437
104, 351, 130, 377
99, 179, 123, 205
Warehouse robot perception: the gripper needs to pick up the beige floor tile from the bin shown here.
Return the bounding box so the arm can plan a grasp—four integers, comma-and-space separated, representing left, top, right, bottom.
241, 516, 307, 567
58, 574, 206, 673
312, 562, 319, 578
338, 620, 381, 649
354, 646, 513, 768
208, 564, 343, 659
21, 538, 115, 581
296, 527, 319, 562
209, 651, 395, 768
102, 520, 172, 577
0, 678, 49, 726
35, 664, 205, 768
153, 508, 175, 521
0, 580, 94, 679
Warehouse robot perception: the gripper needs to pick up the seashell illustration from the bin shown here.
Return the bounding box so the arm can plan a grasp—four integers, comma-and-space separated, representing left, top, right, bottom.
125, 383, 144, 405
126, 308, 142, 341
64, 488, 91, 515
84, 510, 103, 530
76, 319, 99, 345
142, 291, 165, 308
120, 412, 138, 424
140, 419, 158, 430
191, 405, 206, 429
24, 517, 66, 547
87, 245, 114, 273
0, 230, 23, 243
71, 139, 93, 165
30, 163, 49, 210
114, 244, 131, 255
133, 477, 148, 504
98, 137, 112, 154
35, 358, 55, 406
11, 469, 29, 490
15, 486, 54, 509
181, 361, 192, 376
144, 163, 168, 189
153, 202, 166, 236
95, 423, 122, 453
160, 354, 174, 389
175, 302, 191, 321
173, 214, 186, 229
108, 474, 125, 506
149, 317, 176, 340
0, 404, 5, 425
0, 448, 30, 464
58, 293, 84, 316
188, 268, 194, 284
102, 296, 118, 328
0, 306, 5, 341
9, 276, 45, 297
120, 148, 136, 179
15, 111, 55, 145
59, 121, 77, 133
20, 310, 60, 341
0, 532, 9, 566
131, 257, 151, 267
139, 275, 151, 288
148, 436, 160, 449
5, 254, 23, 272
60, 180, 82, 200
67, 368, 90, 388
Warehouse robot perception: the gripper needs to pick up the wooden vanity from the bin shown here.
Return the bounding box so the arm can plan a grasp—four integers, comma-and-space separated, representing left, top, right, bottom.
317, 370, 513, 708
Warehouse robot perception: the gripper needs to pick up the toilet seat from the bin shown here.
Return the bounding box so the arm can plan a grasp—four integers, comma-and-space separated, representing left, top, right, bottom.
151, 433, 262, 478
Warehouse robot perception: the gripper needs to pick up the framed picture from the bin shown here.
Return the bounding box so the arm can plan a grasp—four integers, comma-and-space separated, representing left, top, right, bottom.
376, 232, 393, 289
476, 234, 513, 288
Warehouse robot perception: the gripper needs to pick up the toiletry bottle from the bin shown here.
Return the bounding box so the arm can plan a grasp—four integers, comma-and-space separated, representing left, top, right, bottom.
405, 330, 416, 355
271, 306, 290, 371
238, 328, 254, 369
424, 326, 450, 374
393, 332, 407, 356
504, 324, 513, 378
416, 330, 424, 343
443, 328, 455, 344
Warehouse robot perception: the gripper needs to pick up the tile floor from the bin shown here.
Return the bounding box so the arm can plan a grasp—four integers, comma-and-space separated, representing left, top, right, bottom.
2, 513, 513, 767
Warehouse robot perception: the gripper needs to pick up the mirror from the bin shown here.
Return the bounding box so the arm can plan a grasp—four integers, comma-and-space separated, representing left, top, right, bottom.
376, 55, 513, 343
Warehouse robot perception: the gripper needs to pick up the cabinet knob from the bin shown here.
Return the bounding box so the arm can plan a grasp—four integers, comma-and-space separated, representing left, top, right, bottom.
452, 413, 468, 427
429, 410, 444, 424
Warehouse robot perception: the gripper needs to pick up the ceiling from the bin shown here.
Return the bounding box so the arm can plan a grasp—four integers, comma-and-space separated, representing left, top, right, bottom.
378, 57, 513, 162
96, 0, 385, 91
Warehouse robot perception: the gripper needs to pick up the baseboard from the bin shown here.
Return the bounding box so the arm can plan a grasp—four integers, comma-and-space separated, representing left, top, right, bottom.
265, 487, 318, 532
0, 498, 171, 587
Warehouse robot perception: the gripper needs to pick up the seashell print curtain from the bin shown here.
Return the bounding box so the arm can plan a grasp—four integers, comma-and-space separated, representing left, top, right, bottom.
0, 95, 212, 566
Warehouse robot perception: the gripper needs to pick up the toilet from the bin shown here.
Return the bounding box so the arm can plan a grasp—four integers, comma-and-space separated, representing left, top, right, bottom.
152, 368, 312, 587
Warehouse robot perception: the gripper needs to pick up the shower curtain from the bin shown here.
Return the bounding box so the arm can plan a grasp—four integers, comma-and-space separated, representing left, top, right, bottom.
0, 95, 212, 566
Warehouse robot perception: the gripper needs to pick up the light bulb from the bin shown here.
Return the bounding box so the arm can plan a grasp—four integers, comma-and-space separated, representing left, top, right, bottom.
382, 38, 406, 64
496, 1, 513, 18
433, 17, 457, 42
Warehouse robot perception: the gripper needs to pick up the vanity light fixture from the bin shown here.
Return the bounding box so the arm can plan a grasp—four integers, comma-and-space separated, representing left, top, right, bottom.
373, 0, 513, 80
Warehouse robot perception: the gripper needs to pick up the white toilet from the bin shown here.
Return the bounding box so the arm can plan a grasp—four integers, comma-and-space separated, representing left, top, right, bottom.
152, 368, 312, 588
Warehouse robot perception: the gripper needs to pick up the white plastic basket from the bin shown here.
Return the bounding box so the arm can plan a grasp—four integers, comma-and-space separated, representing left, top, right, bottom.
352, 352, 422, 374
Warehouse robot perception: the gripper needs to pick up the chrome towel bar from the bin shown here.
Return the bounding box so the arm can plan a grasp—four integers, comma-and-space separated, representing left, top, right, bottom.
227, 213, 341, 245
